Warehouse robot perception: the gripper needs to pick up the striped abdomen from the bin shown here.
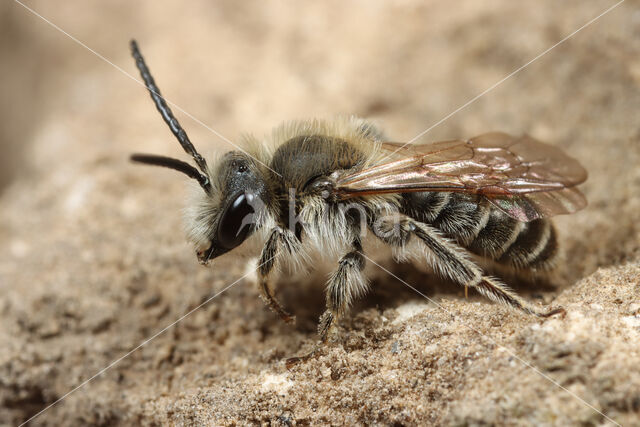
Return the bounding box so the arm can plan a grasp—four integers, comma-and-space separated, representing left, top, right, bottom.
401, 192, 558, 270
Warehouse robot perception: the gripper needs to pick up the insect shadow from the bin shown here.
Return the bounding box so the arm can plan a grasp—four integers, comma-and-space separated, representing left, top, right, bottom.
271, 257, 560, 338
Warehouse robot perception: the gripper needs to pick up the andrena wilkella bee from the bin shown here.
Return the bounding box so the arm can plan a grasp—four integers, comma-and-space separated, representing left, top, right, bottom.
129, 40, 587, 355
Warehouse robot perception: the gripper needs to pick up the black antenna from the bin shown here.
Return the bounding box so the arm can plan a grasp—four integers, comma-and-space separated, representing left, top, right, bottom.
131, 154, 211, 191
130, 39, 210, 181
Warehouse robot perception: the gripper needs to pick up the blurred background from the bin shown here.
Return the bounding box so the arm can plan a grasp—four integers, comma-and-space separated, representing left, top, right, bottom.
2, 0, 636, 192
1, 1, 638, 425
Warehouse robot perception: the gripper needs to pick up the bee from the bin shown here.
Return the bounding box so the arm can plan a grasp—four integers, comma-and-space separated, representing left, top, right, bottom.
129, 40, 587, 353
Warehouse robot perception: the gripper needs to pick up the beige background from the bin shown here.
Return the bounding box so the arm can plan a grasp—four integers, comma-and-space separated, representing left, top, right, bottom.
1, 0, 639, 425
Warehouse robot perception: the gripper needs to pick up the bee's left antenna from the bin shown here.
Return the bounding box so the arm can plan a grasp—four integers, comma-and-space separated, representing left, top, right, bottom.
130, 39, 210, 186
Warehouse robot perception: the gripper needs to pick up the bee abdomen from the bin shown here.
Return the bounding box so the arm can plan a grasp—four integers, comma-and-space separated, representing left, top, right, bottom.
468, 208, 522, 259
402, 192, 557, 270
497, 219, 557, 270
402, 192, 490, 245
468, 208, 557, 270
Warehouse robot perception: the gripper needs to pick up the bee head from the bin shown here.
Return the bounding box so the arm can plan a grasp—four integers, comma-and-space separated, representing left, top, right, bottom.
129, 40, 271, 265
132, 150, 271, 264
189, 151, 271, 264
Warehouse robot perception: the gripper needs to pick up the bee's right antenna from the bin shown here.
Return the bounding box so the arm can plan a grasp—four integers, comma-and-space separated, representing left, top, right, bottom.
130, 153, 211, 192
130, 39, 210, 182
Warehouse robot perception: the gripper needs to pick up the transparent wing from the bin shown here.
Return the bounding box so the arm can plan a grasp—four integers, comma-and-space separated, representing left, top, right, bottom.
335, 132, 587, 222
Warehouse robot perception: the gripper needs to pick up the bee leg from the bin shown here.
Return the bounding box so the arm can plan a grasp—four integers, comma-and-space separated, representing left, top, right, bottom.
318, 240, 367, 342
258, 228, 295, 324
410, 220, 564, 317
374, 215, 563, 317
474, 276, 565, 318
287, 241, 367, 368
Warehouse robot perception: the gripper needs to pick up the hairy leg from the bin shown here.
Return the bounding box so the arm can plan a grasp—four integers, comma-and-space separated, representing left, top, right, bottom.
258, 228, 296, 324
318, 239, 367, 342
373, 214, 563, 317
286, 239, 367, 368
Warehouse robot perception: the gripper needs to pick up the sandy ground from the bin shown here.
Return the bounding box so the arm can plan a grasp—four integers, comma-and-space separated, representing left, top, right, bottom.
1, 1, 639, 425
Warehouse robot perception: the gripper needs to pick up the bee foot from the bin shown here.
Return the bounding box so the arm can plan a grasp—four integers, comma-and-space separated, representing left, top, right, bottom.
539, 306, 566, 318
280, 313, 296, 325
285, 343, 323, 369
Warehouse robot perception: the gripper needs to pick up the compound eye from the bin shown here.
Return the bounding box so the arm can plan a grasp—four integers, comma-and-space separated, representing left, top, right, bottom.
217, 193, 255, 250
